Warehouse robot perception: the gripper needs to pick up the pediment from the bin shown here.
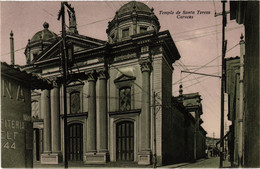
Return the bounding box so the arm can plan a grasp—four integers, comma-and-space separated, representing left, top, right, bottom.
33, 33, 106, 63
114, 74, 136, 83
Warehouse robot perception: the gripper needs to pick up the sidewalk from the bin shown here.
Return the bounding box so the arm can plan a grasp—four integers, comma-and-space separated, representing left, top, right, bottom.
33, 157, 231, 168
33, 161, 153, 168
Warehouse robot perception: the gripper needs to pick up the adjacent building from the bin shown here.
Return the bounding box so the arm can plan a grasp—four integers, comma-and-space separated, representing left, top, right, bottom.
1, 62, 52, 168
229, 1, 259, 167
20, 1, 206, 166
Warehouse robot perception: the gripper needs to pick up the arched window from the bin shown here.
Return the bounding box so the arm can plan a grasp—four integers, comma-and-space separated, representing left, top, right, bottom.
119, 87, 131, 111
32, 100, 40, 119
70, 91, 80, 114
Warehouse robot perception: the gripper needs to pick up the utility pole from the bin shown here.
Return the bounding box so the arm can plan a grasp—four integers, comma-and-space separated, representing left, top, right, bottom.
58, 2, 68, 168
219, 0, 227, 167
153, 91, 157, 168
238, 34, 245, 167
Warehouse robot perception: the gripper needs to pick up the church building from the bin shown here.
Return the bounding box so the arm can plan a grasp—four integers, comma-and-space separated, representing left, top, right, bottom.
22, 1, 206, 166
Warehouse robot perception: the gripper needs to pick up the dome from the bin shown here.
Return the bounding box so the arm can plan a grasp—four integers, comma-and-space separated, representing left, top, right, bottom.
117, 1, 152, 16
31, 22, 57, 42
25, 22, 58, 65
107, 1, 160, 43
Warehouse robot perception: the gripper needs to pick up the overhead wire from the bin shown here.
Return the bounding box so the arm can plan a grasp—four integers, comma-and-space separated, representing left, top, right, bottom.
171, 20, 235, 37
153, 60, 221, 121
176, 60, 221, 115
105, 1, 116, 12
173, 43, 240, 86
174, 26, 243, 43
212, 0, 220, 77
1, 19, 240, 58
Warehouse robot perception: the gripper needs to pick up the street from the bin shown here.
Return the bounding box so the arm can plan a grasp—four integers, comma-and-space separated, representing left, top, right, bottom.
161, 157, 231, 168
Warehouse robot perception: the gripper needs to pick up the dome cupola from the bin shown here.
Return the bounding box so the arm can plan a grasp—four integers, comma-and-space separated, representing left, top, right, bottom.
31, 22, 57, 42
106, 1, 160, 43
25, 22, 58, 64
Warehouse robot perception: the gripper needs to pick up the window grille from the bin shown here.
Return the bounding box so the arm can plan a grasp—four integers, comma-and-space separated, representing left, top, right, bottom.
70, 91, 80, 114
119, 87, 131, 111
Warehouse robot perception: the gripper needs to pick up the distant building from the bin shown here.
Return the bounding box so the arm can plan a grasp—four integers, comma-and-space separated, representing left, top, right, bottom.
206, 137, 220, 157
225, 56, 240, 166
177, 91, 207, 161
20, 1, 206, 166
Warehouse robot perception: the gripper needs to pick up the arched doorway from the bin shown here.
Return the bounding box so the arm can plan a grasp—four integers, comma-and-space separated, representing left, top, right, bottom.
116, 121, 134, 161
68, 123, 83, 161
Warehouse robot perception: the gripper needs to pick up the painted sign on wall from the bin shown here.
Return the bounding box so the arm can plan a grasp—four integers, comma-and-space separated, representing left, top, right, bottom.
1, 76, 33, 168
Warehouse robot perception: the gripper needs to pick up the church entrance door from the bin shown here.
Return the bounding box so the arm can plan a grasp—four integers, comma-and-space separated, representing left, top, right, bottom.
68, 123, 83, 161
116, 121, 134, 161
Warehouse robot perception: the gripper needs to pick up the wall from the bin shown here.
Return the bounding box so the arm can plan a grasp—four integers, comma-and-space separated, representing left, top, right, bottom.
184, 118, 195, 161
160, 54, 186, 165
152, 53, 163, 165
108, 60, 142, 113
1, 74, 33, 168
162, 104, 186, 165
243, 2, 260, 167
196, 129, 206, 159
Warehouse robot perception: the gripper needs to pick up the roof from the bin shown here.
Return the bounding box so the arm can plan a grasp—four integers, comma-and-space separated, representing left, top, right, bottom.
182, 92, 201, 99
117, 1, 152, 16
31, 22, 57, 42
1, 62, 52, 90
107, 1, 160, 35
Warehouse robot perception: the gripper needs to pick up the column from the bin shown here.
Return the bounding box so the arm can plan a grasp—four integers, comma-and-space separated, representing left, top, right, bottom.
10, 31, 15, 65
87, 71, 97, 152
51, 86, 61, 158
97, 70, 108, 152
41, 89, 51, 153
85, 71, 102, 164
138, 58, 152, 165
96, 70, 109, 163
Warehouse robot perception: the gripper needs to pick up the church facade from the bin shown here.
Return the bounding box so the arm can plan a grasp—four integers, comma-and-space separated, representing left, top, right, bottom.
22, 1, 206, 166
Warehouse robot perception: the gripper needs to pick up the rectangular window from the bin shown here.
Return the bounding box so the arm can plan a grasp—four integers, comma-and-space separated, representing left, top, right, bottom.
119, 87, 131, 111
122, 28, 129, 38
32, 101, 40, 119
140, 26, 148, 33
111, 33, 115, 39
70, 91, 80, 114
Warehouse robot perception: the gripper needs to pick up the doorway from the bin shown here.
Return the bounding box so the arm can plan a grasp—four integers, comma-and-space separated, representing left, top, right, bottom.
116, 121, 134, 161
68, 123, 83, 161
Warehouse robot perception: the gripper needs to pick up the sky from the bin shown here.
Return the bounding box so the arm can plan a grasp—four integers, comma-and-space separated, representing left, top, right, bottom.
0, 1, 244, 138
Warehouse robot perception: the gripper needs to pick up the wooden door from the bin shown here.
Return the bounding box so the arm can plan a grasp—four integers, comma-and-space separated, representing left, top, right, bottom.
116, 121, 134, 161
68, 123, 83, 161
